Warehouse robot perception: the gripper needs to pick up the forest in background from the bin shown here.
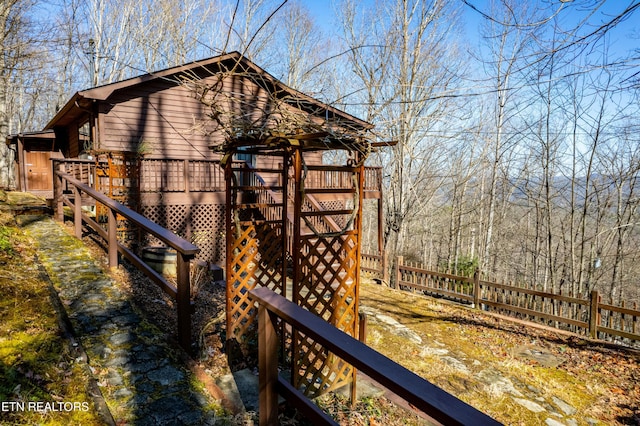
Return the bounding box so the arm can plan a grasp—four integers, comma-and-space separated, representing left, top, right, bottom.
1, 0, 639, 305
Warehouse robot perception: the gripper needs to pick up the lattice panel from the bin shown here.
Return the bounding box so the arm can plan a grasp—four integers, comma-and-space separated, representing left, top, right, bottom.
294, 334, 354, 397
293, 232, 359, 398
227, 222, 285, 343
319, 200, 348, 228
139, 203, 226, 264
297, 233, 358, 329
95, 152, 141, 245
223, 150, 365, 401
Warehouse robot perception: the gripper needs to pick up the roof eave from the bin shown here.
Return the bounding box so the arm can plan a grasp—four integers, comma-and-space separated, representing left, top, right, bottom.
44, 92, 84, 130
44, 51, 373, 132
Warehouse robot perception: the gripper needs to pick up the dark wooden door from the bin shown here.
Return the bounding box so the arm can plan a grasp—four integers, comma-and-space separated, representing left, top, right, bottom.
25, 151, 52, 190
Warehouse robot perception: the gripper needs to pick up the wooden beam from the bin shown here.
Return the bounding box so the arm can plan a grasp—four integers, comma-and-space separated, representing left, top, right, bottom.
370, 140, 398, 147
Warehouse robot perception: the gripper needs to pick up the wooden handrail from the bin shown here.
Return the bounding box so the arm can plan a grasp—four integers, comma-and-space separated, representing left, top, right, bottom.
248, 287, 501, 426
53, 166, 199, 351
56, 171, 199, 255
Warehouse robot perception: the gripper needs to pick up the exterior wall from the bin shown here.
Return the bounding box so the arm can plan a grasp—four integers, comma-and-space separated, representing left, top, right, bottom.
98, 79, 223, 159
51, 65, 370, 267
93, 72, 231, 264
68, 126, 81, 158
136, 157, 226, 265
95, 70, 331, 161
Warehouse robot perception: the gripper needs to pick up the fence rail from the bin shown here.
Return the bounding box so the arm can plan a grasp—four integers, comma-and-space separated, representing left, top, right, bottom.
361, 251, 388, 282
362, 253, 640, 345
248, 287, 501, 426
52, 162, 199, 351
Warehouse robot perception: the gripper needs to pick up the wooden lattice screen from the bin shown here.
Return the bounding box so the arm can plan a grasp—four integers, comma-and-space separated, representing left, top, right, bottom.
226, 156, 289, 352
95, 152, 140, 243
291, 151, 362, 398
140, 203, 226, 264
226, 146, 364, 399
293, 232, 360, 397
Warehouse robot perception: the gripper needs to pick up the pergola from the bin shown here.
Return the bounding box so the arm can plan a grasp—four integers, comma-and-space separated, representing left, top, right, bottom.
223, 130, 370, 398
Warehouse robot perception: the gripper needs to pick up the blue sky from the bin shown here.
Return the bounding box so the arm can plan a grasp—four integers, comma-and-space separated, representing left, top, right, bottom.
297, 0, 638, 60
299, 0, 341, 32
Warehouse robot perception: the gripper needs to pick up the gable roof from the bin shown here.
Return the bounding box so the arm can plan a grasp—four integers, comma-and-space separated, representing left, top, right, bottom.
45, 51, 373, 132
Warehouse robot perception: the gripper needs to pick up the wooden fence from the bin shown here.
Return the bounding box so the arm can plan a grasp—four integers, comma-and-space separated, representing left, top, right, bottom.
361, 251, 389, 282
362, 254, 640, 345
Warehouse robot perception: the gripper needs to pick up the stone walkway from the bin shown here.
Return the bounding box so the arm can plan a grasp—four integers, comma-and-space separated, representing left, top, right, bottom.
20, 215, 223, 425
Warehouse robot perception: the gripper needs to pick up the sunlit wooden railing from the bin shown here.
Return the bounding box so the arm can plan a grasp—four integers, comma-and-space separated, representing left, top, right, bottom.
389, 255, 640, 345
249, 287, 502, 426
52, 161, 199, 351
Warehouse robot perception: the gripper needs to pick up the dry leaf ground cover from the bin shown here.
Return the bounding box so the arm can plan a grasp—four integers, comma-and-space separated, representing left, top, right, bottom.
2, 191, 639, 425
358, 281, 640, 425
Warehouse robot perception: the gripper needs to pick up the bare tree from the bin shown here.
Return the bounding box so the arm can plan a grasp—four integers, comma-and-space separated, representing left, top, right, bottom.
339, 0, 464, 262
474, 0, 542, 277
270, 1, 328, 92
0, 0, 48, 188
599, 130, 640, 302
130, 0, 221, 70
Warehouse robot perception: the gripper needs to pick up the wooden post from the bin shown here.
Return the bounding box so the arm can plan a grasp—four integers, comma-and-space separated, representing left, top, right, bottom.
107, 208, 118, 268
377, 198, 383, 255
183, 159, 190, 193
53, 162, 64, 222
73, 185, 82, 239
589, 290, 599, 339
473, 268, 480, 309
176, 251, 192, 352
224, 157, 233, 351
395, 256, 403, 290
291, 148, 303, 389
258, 303, 279, 426
292, 148, 303, 306
382, 251, 389, 284
281, 151, 289, 300
358, 312, 367, 344
350, 311, 369, 407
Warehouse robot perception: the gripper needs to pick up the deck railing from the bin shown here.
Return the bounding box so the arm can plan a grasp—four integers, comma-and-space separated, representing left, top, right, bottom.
248, 287, 501, 426
55, 158, 380, 195
297, 165, 381, 197
52, 162, 199, 351
140, 158, 225, 192
363, 166, 382, 193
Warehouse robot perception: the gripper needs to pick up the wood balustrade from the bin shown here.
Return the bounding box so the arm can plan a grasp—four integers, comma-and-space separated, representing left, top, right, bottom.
53, 160, 199, 351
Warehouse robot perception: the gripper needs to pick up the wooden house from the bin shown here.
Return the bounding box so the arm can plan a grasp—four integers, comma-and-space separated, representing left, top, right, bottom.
39, 51, 381, 267
6, 130, 60, 198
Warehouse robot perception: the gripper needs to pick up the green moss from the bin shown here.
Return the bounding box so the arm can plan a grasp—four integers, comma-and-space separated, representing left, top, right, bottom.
0, 225, 15, 254
359, 282, 627, 425
0, 222, 104, 425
